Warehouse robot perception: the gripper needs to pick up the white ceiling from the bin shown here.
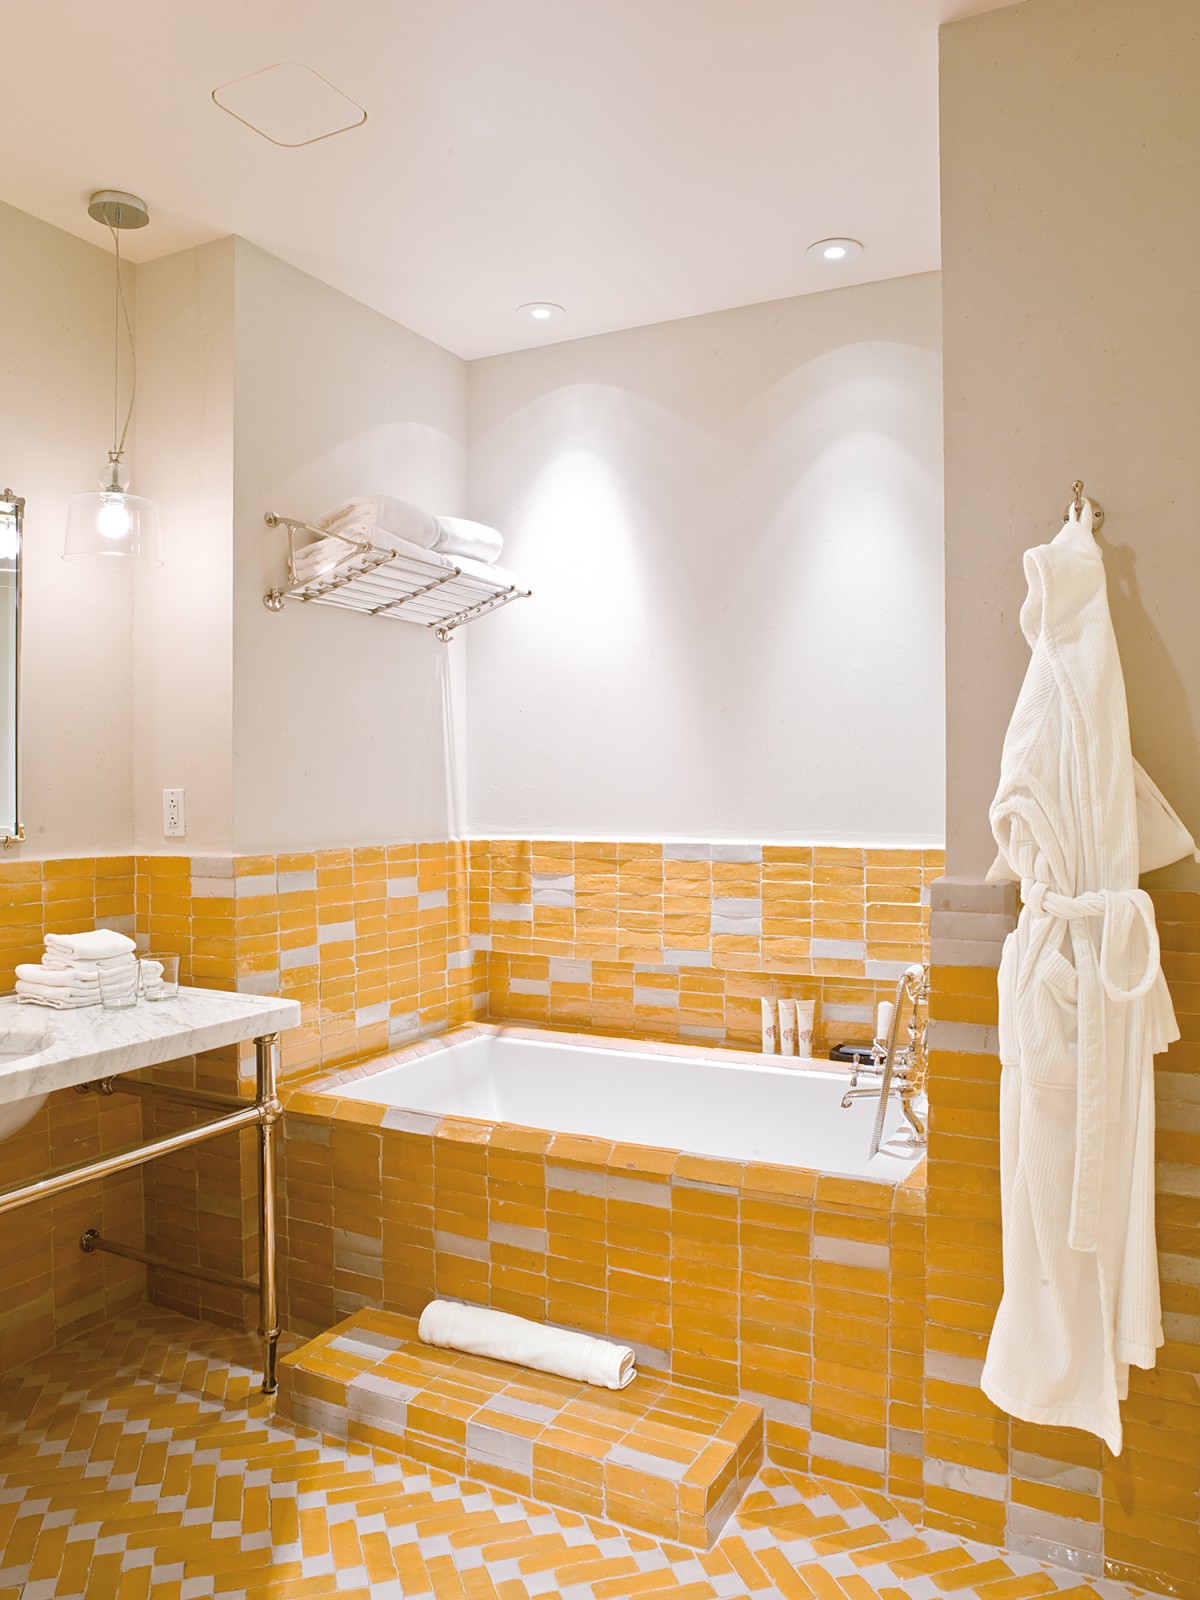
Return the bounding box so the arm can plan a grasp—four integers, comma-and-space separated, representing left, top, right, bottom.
0, 0, 1016, 359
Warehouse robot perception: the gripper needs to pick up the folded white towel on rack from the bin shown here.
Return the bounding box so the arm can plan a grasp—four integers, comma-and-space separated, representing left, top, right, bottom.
44, 930, 137, 962
292, 529, 518, 595
292, 536, 361, 584
430, 516, 504, 564
417, 1299, 636, 1390
319, 496, 441, 548
316, 497, 504, 564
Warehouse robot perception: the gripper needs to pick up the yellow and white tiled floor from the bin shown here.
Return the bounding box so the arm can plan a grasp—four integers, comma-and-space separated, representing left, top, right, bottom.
0, 1309, 1143, 1600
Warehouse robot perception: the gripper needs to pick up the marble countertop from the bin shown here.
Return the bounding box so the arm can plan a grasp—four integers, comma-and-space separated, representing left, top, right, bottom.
0, 987, 301, 1105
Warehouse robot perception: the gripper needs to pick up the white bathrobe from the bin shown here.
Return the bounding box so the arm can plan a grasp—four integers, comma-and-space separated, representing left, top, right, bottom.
980, 501, 1197, 1454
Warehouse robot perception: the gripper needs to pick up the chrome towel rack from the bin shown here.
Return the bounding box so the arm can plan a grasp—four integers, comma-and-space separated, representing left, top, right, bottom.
261, 512, 531, 641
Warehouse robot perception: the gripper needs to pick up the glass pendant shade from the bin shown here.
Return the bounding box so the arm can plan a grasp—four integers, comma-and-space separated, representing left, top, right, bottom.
63, 457, 163, 567
63, 194, 163, 569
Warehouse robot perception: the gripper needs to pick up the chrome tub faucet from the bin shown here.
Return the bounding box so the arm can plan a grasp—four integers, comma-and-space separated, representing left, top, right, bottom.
840, 961, 930, 1156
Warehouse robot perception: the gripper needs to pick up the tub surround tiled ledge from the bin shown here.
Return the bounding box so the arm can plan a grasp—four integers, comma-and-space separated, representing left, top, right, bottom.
278, 1306, 764, 1547
280, 1022, 926, 1503
0, 988, 301, 1105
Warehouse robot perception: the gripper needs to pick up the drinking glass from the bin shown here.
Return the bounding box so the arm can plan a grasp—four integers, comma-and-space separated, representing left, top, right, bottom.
141, 953, 180, 1001
98, 961, 139, 1010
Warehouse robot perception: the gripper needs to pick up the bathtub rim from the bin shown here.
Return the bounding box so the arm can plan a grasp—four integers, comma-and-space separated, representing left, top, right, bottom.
282, 1020, 927, 1199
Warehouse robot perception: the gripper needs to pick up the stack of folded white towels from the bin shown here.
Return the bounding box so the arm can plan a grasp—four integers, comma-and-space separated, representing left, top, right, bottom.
16, 930, 140, 1008
292, 494, 515, 589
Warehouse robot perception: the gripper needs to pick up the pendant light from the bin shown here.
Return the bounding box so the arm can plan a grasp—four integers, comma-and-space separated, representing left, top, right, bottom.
63, 191, 163, 567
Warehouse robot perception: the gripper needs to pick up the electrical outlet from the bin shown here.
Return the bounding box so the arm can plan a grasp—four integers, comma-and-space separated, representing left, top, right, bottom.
163, 787, 186, 838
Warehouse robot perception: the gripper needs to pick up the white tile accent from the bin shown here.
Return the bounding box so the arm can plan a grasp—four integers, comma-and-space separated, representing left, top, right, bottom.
662, 947, 712, 966
810, 938, 866, 960
418, 889, 448, 911
190, 876, 235, 899
923, 1459, 1008, 1502
189, 854, 235, 878
712, 897, 761, 917
491, 902, 532, 922
433, 1230, 489, 1261
549, 957, 592, 983
387, 876, 419, 898
634, 987, 678, 1009
236, 971, 280, 996
532, 888, 574, 908
234, 873, 278, 898
381, 1105, 439, 1134
711, 914, 762, 935
280, 943, 319, 970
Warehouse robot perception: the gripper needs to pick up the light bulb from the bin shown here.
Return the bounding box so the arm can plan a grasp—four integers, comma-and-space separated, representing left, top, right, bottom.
806, 238, 864, 264
517, 302, 566, 323
97, 494, 133, 541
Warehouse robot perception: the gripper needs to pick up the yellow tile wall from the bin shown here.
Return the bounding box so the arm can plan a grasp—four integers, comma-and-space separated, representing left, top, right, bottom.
0, 857, 144, 1367
0, 838, 935, 1364
473, 841, 943, 1051
926, 880, 1200, 1599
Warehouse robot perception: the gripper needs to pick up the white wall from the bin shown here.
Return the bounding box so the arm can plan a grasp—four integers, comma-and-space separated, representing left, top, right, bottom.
132, 239, 236, 853
1, 205, 947, 860
941, 0, 1200, 882
230, 241, 470, 853
465, 273, 945, 844
0, 201, 134, 856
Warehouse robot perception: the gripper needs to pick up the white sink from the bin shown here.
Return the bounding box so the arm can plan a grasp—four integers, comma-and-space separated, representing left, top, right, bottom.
0, 1026, 54, 1139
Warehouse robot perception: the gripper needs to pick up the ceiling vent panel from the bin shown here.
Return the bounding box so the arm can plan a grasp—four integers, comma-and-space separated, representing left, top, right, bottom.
212, 63, 366, 148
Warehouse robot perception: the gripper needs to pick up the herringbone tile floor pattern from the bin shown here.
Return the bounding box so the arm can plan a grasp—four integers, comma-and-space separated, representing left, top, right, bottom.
0, 1310, 1143, 1600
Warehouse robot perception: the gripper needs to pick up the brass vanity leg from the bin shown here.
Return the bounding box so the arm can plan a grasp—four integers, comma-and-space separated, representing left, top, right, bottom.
254, 1032, 282, 1394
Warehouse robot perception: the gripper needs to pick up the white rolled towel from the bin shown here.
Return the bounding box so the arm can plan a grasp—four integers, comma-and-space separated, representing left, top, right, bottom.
44, 930, 136, 963
418, 1300, 636, 1390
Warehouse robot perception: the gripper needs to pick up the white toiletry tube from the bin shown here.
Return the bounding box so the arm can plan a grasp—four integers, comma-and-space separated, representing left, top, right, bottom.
777, 999, 797, 1056
795, 999, 815, 1059
876, 999, 895, 1046
761, 997, 778, 1054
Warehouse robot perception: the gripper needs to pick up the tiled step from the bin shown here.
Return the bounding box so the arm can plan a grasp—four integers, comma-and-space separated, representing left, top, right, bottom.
277, 1307, 763, 1547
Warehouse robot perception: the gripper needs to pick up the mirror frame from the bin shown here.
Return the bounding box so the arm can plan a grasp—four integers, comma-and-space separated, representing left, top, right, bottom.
1, 488, 23, 848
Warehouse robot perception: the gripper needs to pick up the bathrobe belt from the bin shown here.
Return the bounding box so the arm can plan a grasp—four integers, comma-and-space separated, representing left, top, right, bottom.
1021, 881, 1162, 1252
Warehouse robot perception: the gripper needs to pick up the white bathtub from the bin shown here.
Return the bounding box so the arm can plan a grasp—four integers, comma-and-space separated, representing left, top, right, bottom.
330, 1030, 924, 1182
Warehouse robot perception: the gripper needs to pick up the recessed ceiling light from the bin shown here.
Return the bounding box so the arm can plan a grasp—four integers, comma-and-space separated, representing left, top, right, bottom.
807, 238, 863, 263
518, 302, 565, 323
